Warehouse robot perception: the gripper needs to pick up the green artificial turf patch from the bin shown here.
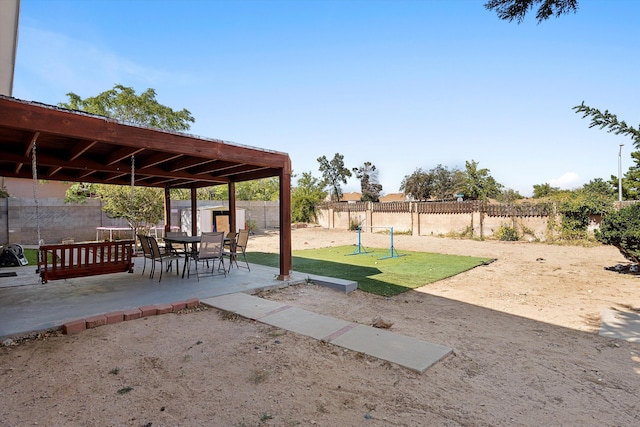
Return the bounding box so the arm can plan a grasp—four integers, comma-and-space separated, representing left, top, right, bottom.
248, 245, 493, 297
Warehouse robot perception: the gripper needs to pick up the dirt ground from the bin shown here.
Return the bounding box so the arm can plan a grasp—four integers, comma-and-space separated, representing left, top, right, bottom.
1, 227, 639, 426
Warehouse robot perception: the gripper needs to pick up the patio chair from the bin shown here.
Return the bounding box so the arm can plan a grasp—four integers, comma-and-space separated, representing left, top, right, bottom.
224, 231, 238, 251
147, 235, 182, 282
190, 232, 227, 281
227, 229, 250, 271
165, 231, 188, 256
137, 234, 154, 276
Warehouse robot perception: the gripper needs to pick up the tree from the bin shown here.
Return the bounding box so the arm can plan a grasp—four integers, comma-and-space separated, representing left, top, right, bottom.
430, 164, 464, 201
574, 102, 640, 200
582, 178, 615, 198
596, 203, 640, 264
59, 84, 194, 131
317, 153, 352, 202
170, 186, 227, 201
497, 188, 524, 203
64, 182, 99, 203
484, 0, 578, 24
352, 162, 383, 202
573, 102, 640, 145
399, 168, 433, 201
235, 178, 279, 201
61, 85, 195, 229
616, 151, 640, 200
96, 185, 164, 234
462, 160, 503, 200
532, 182, 560, 198
291, 172, 327, 223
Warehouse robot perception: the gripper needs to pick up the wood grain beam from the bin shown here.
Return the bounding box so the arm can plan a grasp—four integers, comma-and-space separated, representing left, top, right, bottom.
68, 140, 98, 161
137, 152, 183, 169
106, 146, 146, 166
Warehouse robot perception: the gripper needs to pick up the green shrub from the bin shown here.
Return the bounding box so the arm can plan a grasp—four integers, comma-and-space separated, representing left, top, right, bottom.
595, 203, 640, 263
245, 219, 257, 232
495, 224, 519, 241
555, 190, 614, 240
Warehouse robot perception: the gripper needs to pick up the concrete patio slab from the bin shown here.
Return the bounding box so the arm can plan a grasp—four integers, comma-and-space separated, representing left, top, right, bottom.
0, 262, 306, 338
600, 309, 640, 343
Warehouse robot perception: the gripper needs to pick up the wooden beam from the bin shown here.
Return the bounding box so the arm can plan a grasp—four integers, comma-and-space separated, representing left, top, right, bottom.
0, 98, 289, 169
24, 131, 39, 156
137, 152, 183, 169
192, 160, 239, 175
166, 157, 217, 172
47, 166, 62, 177
15, 131, 39, 174
0, 152, 230, 184
68, 140, 98, 161
106, 146, 145, 166
217, 165, 270, 177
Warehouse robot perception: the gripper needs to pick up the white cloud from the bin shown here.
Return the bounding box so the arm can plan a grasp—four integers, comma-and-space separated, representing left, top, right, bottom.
15, 26, 183, 102
547, 172, 581, 189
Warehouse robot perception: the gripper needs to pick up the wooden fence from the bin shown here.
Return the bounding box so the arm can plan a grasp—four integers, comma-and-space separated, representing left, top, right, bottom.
318, 200, 556, 239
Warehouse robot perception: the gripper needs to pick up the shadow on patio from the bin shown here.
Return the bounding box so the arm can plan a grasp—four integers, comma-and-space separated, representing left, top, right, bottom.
0, 261, 307, 339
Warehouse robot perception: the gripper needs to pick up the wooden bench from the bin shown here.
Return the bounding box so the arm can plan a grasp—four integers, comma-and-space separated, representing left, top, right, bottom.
38, 240, 135, 284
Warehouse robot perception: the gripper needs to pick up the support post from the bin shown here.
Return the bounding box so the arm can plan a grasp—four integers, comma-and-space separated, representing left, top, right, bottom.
278, 157, 292, 280
164, 187, 171, 234
190, 187, 198, 237
229, 181, 236, 232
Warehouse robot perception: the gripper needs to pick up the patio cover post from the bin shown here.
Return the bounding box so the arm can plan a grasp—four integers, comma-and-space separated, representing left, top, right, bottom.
164, 187, 171, 233
190, 188, 197, 236
278, 158, 292, 280
228, 182, 236, 232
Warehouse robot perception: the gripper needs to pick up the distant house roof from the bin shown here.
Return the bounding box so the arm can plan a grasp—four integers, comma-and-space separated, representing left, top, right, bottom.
380, 193, 407, 202
323, 191, 362, 202
341, 192, 362, 202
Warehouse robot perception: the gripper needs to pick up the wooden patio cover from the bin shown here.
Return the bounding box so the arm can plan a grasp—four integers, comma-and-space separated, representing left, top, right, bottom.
0, 95, 292, 279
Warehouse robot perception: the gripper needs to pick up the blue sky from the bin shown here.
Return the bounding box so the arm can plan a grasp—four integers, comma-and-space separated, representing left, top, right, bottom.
12, 0, 640, 197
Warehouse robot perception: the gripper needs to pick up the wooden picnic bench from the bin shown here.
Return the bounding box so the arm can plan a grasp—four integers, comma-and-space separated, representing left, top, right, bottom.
38, 240, 135, 284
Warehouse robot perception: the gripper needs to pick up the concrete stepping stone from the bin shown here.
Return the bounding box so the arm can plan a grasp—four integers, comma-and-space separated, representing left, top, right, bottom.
203, 293, 452, 373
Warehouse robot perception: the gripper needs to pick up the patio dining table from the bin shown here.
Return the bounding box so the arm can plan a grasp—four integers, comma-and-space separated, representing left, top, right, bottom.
163, 235, 232, 278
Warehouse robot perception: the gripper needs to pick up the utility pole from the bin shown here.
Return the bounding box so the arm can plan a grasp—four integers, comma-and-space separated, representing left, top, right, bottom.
618, 144, 624, 202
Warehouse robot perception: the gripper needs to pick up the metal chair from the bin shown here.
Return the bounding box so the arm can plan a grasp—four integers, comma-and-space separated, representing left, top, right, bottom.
147, 235, 182, 282
137, 234, 153, 276
190, 232, 226, 281
228, 229, 250, 271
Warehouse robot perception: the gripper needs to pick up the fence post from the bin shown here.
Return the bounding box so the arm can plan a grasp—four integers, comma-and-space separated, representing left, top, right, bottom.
411, 201, 419, 236
480, 200, 486, 239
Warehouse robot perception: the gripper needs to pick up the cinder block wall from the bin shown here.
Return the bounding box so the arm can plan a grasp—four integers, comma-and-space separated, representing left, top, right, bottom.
3, 198, 129, 245
171, 200, 280, 231
0, 198, 281, 245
